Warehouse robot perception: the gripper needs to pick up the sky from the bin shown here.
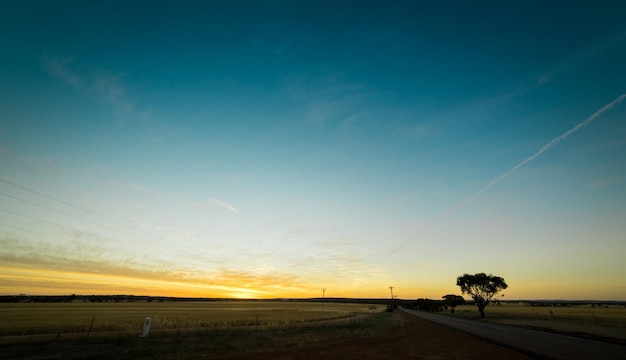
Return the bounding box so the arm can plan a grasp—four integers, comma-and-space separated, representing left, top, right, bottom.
1, 1, 626, 300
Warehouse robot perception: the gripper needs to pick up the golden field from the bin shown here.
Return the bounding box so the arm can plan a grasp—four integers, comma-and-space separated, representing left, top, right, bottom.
0, 300, 381, 336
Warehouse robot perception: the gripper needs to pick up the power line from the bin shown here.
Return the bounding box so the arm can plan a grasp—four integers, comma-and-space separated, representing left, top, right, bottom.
0, 208, 135, 249
0, 178, 167, 242
0, 191, 148, 242
0, 208, 98, 236
0, 178, 369, 288
0, 179, 242, 269
0, 178, 202, 255
0, 221, 79, 244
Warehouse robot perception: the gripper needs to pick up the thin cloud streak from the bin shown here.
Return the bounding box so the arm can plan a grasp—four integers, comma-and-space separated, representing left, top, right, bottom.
208, 197, 239, 213
43, 55, 139, 121
427, 31, 626, 131
538, 30, 626, 85
92, 71, 135, 119
43, 54, 81, 87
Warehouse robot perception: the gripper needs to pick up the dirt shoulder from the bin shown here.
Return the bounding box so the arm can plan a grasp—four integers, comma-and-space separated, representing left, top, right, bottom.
213, 311, 536, 360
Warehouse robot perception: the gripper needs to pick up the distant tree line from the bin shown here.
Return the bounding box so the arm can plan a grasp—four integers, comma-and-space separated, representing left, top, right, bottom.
0, 295, 396, 305
3, 294, 623, 308
0, 295, 160, 303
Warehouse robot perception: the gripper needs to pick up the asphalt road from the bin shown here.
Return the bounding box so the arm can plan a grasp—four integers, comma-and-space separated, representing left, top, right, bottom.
402, 308, 626, 360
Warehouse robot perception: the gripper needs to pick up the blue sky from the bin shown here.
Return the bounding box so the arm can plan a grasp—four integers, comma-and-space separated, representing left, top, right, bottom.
1, 1, 626, 300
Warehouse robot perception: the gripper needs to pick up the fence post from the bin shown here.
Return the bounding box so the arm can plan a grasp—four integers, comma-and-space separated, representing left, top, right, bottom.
141, 317, 152, 337
87, 315, 95, 338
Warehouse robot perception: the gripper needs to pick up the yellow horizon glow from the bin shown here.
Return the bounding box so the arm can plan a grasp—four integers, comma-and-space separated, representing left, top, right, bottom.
0, 265, 283, 299
2, 265, 625, 300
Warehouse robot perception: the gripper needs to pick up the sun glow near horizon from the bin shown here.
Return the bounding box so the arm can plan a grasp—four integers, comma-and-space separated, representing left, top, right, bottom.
2, 263, 624, 301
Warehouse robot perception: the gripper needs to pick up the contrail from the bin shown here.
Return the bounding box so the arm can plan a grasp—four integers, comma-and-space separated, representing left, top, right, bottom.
377, 93, 626, 264
460, 92, 626, 208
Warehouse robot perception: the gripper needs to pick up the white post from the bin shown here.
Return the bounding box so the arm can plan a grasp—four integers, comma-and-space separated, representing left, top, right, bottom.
141, 317, 151, 337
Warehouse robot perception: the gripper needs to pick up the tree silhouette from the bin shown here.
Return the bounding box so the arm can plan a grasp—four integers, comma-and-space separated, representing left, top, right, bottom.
442, 294, 465, 314
456, 273, 507, 317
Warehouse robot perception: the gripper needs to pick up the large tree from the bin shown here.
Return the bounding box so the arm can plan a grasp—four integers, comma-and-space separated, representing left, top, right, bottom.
456, 273, 507, 317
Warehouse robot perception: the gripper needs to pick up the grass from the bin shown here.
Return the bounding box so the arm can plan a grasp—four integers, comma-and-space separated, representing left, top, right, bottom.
445, 303, 626, 343
0, 301, 382, 336
0, 304, 400, 360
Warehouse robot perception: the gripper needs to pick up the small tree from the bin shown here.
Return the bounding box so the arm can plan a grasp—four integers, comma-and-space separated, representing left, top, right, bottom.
416, 298, 445, 312
456, 273, 507, 317
442, 294, 465, 314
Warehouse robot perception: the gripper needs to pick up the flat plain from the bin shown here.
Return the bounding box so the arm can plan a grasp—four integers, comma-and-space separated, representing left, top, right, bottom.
0, 300, 379, 337
0, 304, 536, 360
2, 301, 626, 359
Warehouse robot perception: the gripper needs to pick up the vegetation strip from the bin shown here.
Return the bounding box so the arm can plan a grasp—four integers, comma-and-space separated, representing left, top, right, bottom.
0, 310, 401, 360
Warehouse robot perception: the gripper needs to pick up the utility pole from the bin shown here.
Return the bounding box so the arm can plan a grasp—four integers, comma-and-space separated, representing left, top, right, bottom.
322, 288, 326, 310
389, 286, 394, 300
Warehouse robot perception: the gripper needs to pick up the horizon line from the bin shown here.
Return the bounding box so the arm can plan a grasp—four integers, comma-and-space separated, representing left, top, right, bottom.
3, 294, 626, 303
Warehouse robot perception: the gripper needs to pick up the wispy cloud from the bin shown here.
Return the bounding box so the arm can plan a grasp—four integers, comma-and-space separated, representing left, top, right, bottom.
93, 71, 135, 119
405, 124, 435, 138
0, 144, 11, 157
423, 30, 626, 133
0, 235, 311, 297
43, 54, 81, 87
43, 54, 141, 122
536, 30, 626, 86
123, 183, 150, 192
285, 73, 371, 131
103, 180, 161, 199
187, 201, 205, 209
0, 262, 303, 298
588, 176, 623, 189
208, 197, 239, 213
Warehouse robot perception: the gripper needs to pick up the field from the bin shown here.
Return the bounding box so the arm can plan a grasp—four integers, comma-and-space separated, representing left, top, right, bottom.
0, 301, 404, 360
0, 304, 536, 360
446, 302, 626, 343
2, 301, 625, 359
0, 300, 382, 337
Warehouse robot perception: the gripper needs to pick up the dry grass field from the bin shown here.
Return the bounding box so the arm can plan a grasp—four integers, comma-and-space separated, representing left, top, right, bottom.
447, 302, 626, 343
0, 300, 380, 337
2, 300, 624, 359
0, 306, 536, 360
